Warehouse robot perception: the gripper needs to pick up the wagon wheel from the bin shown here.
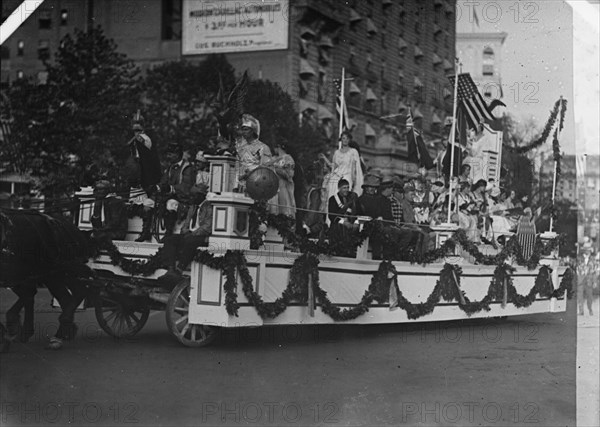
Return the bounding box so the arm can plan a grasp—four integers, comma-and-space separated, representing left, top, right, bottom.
94, 294, 150, 338
166, 279, 218, 347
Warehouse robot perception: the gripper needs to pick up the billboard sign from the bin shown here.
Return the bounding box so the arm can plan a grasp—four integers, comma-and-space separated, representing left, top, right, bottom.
182, 0, 289, 55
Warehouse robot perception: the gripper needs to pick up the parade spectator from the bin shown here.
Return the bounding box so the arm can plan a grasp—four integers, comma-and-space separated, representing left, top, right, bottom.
324, 131, 364, 204
302, 183, 326, 239
237, 114, 272, 190
267, 143, 296, 217
577, 252, 596, 316
90, 180, 128, 243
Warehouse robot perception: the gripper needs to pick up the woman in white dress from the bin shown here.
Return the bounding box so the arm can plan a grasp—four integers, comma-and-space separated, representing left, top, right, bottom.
321, 131, 364, 203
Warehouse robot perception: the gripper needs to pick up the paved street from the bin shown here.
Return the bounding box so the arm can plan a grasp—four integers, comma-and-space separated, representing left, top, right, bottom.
0, 289, 584, 426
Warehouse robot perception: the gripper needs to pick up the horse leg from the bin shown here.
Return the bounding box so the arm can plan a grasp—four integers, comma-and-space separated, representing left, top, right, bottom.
48, 278, 87, 342
7, 285, 37, 342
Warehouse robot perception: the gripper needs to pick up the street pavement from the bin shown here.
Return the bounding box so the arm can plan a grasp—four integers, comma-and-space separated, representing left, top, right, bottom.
0, 288, 588, 426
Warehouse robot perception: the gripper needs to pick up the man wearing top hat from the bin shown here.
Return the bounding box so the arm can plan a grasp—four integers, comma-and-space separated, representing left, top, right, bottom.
357, 174, 394, 260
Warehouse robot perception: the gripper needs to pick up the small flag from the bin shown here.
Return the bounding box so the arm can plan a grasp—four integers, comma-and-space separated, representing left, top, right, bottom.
406, 109, 434, 170
333, 78, 349, 134
448, 73, 505, 130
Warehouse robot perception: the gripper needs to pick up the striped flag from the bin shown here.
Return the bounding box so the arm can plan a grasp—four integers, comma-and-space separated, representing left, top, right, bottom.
576, 154, 586, 180
448, 73, 505, 130
333, 78, 349, 135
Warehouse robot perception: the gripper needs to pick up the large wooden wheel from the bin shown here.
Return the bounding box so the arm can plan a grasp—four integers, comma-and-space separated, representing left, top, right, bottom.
166, 279, 218, 347
94, 293, 150, 338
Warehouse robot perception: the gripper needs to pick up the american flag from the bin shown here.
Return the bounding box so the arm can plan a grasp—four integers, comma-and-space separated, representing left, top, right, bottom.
448, 73, 503, 130
333, 78, 349, 136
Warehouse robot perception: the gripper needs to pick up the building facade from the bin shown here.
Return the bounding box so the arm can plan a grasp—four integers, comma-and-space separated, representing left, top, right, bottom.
456, 31, 506, 100
1, 0, 457, 178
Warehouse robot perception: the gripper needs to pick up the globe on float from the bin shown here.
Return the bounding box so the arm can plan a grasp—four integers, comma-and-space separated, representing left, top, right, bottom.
245, 167, 279, 200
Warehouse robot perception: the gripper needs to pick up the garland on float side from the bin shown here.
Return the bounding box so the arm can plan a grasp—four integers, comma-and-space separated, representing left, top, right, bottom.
219, 250, 573, 321
96, 237, 573, 321
95, 223, 562, 277
504, 98, 566, 154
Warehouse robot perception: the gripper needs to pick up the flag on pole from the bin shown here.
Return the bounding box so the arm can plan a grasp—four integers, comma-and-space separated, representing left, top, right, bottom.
441, 114, 465, 179
406, 108, 434, 169
447, 73, 505, 130
333, 78, 349, 134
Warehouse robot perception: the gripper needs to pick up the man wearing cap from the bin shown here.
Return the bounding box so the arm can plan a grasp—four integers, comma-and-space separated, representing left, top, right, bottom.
358, 174, 393, 221
90, 180, 128, 244
236, 114, 272, 190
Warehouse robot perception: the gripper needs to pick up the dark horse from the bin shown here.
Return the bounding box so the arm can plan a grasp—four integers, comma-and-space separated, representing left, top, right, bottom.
0, 209, 95, 352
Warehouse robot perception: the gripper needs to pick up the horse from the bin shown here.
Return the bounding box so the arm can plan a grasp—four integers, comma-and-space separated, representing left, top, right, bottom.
0, 208, 95, 352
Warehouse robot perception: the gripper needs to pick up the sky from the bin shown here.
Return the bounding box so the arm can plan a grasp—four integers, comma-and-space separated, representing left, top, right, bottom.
457, 0, 599, 155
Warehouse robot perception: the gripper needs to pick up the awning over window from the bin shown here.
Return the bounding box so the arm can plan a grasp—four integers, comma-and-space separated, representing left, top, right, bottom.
412, 107, 424, 120
443, 59, 453, 71
348, 118, 358, 129
414, 76, 424, 88
433, 24, 442, 35
366, 18, 378, 34
365, 123, 376, 137
383, 0, 393, 7
432, 53, 442, 65
319, 35, 334, 48
398, 69, 405, 80
349, 81, 361, 95
299, 99, 335, 121
434, 0, 444, 7
299, 26, 316, 40
432, 112, 442, 124
414, 46, 424, 58
443, 87, 452, 98
398, 37, 408, 49
445, 4, 454, 15
397, 100, 408, 112
349, 9, 362, 23
300, 59, 316, 79
365, 87, 378, 101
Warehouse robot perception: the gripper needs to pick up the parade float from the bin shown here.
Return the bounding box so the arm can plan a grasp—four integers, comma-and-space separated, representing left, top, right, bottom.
77, 97, 572, 347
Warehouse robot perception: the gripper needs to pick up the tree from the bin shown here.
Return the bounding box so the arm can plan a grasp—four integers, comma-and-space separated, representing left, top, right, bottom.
142, 54, 236, 155
2, 27, 141, 199
500, 114, 537, 198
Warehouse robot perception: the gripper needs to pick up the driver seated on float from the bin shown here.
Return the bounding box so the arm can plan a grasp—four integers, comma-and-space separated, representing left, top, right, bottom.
90, 179, 128, 244
159, 187, 215, 283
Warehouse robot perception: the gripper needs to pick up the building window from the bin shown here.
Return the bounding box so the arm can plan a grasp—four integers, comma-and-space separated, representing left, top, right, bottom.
60, 9, 68, 26
17, 70, 24, 79
483, 47, 495, 76
17, 40, 24, 56
38, 40, 50, 61
38, 10, 52, 29
162, 0, 182, 40
37, 71, 48, 85
0, 46, 9, 60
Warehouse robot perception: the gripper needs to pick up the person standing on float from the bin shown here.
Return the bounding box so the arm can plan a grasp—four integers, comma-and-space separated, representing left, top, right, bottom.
236, 114, 272, 191
323, 130, 363, 203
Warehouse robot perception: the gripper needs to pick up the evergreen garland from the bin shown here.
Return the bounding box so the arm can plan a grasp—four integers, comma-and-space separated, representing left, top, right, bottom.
505, 98, 562, 154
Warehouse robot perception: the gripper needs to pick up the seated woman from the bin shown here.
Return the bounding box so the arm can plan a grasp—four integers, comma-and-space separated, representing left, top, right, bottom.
486, 186, 517, 241
456, 181, 479, 242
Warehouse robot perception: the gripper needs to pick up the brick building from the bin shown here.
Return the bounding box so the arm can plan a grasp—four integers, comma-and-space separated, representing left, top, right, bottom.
1, 0, 457, 177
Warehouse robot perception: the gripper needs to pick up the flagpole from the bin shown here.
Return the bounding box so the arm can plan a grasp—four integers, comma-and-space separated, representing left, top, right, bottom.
446, 59, 461, 224
338, 67, 346, 149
